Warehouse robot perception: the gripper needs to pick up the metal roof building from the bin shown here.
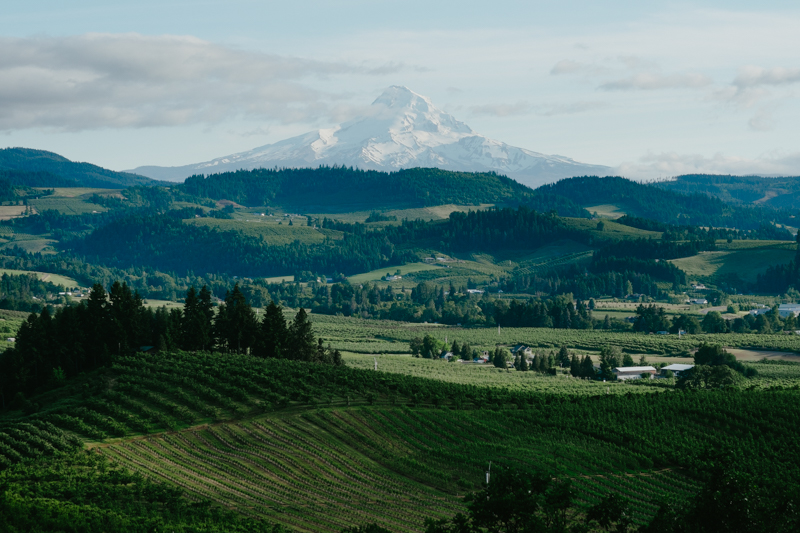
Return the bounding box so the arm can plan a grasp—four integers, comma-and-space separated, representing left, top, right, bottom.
613, 366, 657, 380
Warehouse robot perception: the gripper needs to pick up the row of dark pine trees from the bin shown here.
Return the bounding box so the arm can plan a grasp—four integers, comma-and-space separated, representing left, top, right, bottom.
0, 281, 341, 405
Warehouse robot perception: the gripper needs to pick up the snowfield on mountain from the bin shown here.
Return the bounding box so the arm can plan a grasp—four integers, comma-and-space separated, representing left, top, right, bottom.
130, 86, 609, 187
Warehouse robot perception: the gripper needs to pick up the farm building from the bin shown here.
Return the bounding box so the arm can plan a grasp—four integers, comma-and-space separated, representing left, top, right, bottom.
661, 364, 694, 377
778, 303, 800, 318
749, 308, 770, 316
613, 366, 656, 380
510, 345, 533, 357
688, 299, 708, 305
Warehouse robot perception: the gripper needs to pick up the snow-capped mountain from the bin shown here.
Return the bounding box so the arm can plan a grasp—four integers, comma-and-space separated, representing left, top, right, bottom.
131, 86, 609, 187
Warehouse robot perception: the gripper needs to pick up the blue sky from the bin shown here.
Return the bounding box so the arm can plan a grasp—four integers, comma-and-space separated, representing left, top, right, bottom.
2, 1, 800, 177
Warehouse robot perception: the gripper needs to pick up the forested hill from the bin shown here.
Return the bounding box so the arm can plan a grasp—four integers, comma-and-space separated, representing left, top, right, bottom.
0, 148, 155, 189
656, 174, 800, 209
537, 175, 795, 230
177, 166, 587, 215
71, 206, 585, 278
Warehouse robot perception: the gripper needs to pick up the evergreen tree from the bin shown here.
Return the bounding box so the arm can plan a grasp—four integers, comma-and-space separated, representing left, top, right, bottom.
450, 340, 461, 357
570, 354, 580, 377
580, 355, 596, 379
108, 281, 146, 352
181, 286, 208, 351
215, 283, 258, 353
85, 283, 112, 368
492, 347, 510, 368
255, 301, 288, 359
288, 308, 317, 362
557, 345, 571, 367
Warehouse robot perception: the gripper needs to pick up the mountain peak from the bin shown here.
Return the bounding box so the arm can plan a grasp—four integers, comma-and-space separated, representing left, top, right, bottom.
371, 85, 430, 109
129, 87, 610, 186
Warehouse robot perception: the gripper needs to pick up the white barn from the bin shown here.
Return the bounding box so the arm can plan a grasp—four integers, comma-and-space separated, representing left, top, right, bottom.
661, 363, 694, 377
778, 304, 800, 318
613, 366, 657, 380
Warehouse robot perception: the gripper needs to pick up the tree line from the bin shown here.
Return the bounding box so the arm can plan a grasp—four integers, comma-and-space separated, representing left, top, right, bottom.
0, 281, 341, 404
540, 175, 797, 230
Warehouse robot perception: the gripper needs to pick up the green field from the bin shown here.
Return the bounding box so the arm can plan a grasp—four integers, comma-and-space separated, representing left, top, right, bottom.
585, 204, 626, 219
142, 298, 185, 310
29, 197, 108, 215
345, 354, 658, 395
562, 217, 662, 240
307, 204, 495, 224
308, 313, 800, 357
0, 268, 78, 288
186, 218, 334, 245
0, 309, 28, 351
348, 242, 595, 288
671, 240, 795, 283
34, 187, 124, 198
2, 348, 797, 531
348, 262, 443, 284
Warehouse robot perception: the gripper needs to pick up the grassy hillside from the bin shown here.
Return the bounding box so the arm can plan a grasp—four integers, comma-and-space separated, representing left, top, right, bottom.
670, 240, 796, 284
186, 218, 331, 246
1, 347, 799, 531
0, 148, 155, 189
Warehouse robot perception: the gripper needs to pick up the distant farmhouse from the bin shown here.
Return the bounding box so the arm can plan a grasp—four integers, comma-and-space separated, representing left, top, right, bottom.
510, 345, 533, 358
613, 366, 656, 380
749, 304, 800, 318
778, 303, 800, 318
661, 364, 694, 377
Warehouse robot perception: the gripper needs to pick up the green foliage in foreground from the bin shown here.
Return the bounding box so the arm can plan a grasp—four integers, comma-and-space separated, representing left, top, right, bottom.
0, 452, 287, 533
1, 349, 799, 530
421, 460, 799, 533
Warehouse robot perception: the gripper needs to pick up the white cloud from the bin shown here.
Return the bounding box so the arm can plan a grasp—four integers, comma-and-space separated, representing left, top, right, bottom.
469, 99, 608, 118
0, 33, 406, 131
615, 151, 800, 179
538, 101, 609, 116
469, 101, 531, 117
734, 66, 800, 88
550, 59, 587, 75
748, 106, 777, 132
599, 72, 712, 91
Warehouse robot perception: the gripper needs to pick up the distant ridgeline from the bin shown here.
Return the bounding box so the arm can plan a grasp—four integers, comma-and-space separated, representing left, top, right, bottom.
0, 148, 155, 189
540, 175, 797, 231
657, 173, 800, 209
177, 166, 590, 215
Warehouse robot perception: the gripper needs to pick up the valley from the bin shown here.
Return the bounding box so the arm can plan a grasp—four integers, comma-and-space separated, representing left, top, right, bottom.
0, 150, 799, 531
